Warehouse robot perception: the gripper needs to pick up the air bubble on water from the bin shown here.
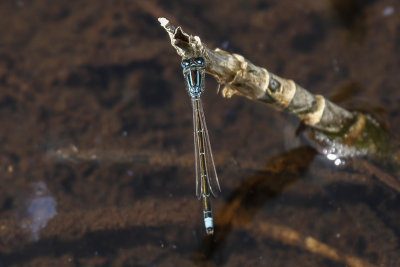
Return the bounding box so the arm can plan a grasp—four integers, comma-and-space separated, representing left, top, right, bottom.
313, 132, 368, 167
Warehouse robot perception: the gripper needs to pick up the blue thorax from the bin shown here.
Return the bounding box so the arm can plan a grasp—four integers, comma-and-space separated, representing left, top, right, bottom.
181, 57, 205, 99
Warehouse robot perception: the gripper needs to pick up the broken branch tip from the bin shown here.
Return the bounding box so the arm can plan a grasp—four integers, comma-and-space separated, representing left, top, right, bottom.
158, 17, 169, 27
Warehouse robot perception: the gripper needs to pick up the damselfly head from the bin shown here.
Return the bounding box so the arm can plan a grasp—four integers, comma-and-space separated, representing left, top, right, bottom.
182, 57, 206, 98
181, 57, 205, 69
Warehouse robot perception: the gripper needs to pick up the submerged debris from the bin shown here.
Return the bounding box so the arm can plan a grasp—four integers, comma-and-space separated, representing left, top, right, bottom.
18, 182, 57, 242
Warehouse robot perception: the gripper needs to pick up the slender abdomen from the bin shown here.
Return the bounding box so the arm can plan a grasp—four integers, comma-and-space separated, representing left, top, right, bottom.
194, 99, 214, 235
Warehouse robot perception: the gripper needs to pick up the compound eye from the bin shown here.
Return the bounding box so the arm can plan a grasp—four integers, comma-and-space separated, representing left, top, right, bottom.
194, 57, 205, 66
181, 60, 190, 68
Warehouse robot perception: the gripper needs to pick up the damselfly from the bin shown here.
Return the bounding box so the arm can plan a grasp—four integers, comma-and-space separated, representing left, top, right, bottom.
181, 57, 221, 235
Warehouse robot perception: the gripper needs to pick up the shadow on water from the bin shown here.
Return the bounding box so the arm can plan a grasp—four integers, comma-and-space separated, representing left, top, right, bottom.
191, 145, 400, 266
193, 146, 317, 265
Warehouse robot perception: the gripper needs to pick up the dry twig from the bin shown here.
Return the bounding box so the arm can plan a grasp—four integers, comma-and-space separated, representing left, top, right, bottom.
158, 17, 389, 157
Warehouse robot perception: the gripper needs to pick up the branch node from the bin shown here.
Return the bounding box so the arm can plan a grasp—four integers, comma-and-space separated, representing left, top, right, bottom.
298, 95, 325, 126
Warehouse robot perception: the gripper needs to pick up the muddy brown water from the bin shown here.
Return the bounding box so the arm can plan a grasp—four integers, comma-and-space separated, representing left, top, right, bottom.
0, 0, 399, 266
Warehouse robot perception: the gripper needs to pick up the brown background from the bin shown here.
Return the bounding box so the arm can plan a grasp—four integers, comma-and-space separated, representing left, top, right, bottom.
0, 0, 399, 266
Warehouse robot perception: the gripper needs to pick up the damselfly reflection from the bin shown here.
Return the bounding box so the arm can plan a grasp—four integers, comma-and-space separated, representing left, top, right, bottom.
181, 57, 221, 235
